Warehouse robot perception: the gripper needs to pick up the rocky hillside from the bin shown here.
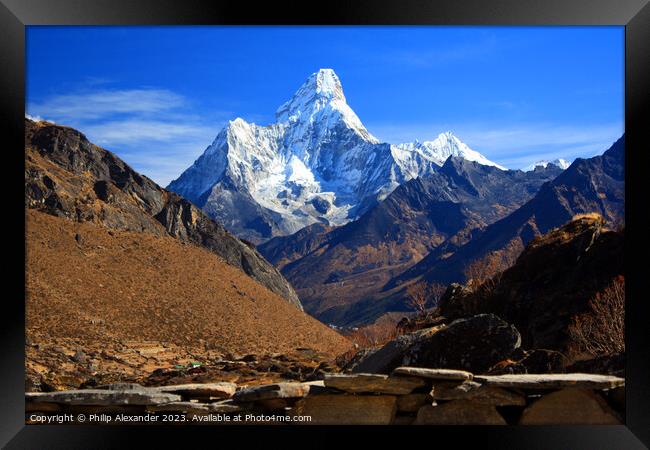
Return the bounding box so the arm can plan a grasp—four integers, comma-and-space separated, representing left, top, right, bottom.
260, 158, 561, 323
25, 210, 351, 390
24, 118, 301, 309
25, 118, 356, 390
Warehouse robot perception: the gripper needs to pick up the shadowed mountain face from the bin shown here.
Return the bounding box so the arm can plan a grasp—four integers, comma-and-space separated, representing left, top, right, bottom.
258, 158, 562, 323
392, 135, 625, 289
437, 215, 624, 353
24, 118, 302, 309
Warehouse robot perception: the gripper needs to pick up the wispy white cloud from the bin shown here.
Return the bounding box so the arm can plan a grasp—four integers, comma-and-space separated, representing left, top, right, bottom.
82, 119, 216, 146
28, 88, 185, 122
26, 87, 228, 186
367, 121, 624, 170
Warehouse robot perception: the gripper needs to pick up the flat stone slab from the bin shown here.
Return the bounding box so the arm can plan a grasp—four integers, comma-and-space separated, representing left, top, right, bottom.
392, 367, 473, 381
147, 401, 210, 414
154, 382, 237, 399
415, 400, 507, 425
519, 389, 620, 425
474, 373, 625, 390
98, 383, 149, 391
291, 394, 397, 425
300, 380, 332, 395
207, 399, 249, 413
232, 382, 311, 402
432, 380, 525, 406
26, 389, 181, 406
324, 373, 425, 395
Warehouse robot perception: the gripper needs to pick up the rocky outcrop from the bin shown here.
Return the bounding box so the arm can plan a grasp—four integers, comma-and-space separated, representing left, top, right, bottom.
436, 214, 623, 353
403, 314, 521, 373
351, 314, 521, 374
25, 369, 624, 425
24, 118, 301, 308
349, 328, 439, 374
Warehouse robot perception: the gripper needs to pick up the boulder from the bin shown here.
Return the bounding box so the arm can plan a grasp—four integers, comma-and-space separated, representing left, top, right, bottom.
519, 389, 620, 424
403, 314, 521, 373
291, 394, 397, 425
350, 328, 440, 374
392, 367, 473, 381
474, 373, 625, 390
432, 380, 525, 406
324, 373, 425, 395
414, 400, 507, 425
25, 388, 181, 406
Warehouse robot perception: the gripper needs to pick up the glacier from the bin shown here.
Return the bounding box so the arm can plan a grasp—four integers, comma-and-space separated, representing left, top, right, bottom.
168, 68, 505, 243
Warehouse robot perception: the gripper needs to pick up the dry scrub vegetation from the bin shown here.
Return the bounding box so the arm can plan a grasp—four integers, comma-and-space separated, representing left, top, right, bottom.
464, 239, 524, 293
345, 321, 399, 349
406, 282, 446, 318
568, 276, 625, 357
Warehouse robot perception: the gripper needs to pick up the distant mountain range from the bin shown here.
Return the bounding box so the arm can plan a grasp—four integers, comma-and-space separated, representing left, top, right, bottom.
168, 69, 506, 243
261, 136, 624, 326
259, 157, 562, 321
394, 135, 624, 287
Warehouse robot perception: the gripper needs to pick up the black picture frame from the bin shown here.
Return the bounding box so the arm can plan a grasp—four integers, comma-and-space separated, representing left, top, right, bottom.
2, 0, 648, 447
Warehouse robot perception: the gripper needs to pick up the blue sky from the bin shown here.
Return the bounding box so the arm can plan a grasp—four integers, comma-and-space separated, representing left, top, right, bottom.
27, 26, 624, 186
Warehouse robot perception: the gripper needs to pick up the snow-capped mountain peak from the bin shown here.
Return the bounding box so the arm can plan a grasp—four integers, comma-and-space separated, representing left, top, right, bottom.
392, 131, 506, 171
168, 69, 507, 242
523, 158, 571, 171
275, 68, 377, 143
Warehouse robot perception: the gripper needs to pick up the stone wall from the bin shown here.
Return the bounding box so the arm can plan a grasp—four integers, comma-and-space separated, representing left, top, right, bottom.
25, 368, 624, 425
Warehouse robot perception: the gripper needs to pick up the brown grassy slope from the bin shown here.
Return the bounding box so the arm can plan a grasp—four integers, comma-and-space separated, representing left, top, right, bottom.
26, 209, 351, 357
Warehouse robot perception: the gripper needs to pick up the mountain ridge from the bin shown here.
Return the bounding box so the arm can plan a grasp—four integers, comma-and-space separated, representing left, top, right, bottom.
389, 135, 625, 293
25, 118, 302, 309
259, 157, 563, 323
